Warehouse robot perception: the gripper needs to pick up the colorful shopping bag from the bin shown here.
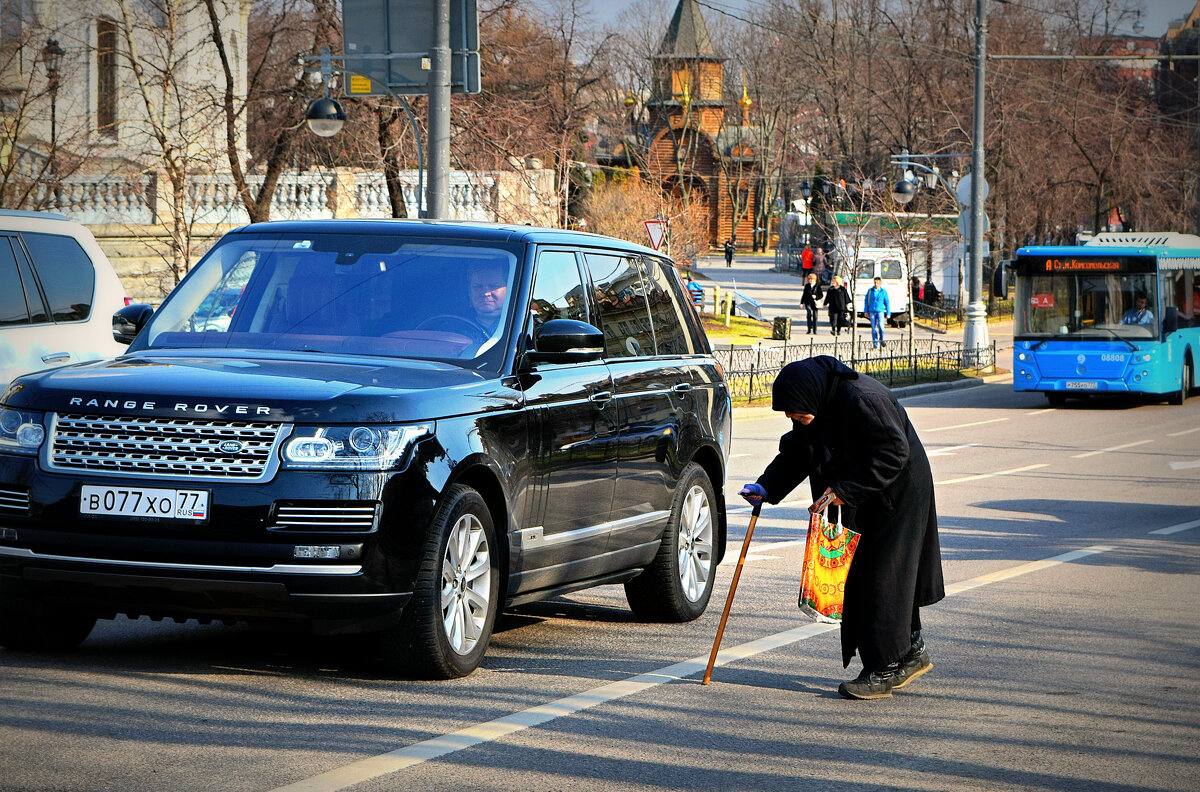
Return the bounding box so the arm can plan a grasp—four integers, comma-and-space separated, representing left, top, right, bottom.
798, 508, 860, 623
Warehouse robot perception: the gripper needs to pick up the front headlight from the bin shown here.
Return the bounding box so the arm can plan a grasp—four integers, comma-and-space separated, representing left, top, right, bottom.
0, 407, 45, 456
282, 423, 432, 470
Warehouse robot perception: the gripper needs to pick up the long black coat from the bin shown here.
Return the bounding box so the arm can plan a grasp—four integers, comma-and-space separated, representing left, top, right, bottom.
823, 284, 850, 312
801, 281, 823, 308
756, 357, 944, 668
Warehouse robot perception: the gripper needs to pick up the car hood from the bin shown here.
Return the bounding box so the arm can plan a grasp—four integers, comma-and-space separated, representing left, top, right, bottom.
2, 349, 520, 423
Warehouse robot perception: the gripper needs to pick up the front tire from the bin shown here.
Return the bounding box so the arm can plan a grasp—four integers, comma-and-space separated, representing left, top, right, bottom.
1169, 360, 1191, 405
380, 485, 499, 678
625, 463, 717, 622
0, 605, 96, 652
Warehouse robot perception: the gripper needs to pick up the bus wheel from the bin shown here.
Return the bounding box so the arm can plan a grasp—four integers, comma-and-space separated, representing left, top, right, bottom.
1046, 393, 1066, 406
1169, 360, 1191, 405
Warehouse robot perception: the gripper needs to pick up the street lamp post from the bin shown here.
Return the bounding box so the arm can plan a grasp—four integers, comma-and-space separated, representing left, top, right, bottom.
41, 38, 65, 208
964, 0, 990, 361
299, 48, 426, 218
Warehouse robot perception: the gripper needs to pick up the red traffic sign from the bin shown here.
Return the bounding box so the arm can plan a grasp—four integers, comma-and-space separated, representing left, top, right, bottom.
644, 220, 666, 250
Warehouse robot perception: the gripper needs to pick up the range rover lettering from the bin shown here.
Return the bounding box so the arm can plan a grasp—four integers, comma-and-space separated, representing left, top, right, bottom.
0, 221, 731, 678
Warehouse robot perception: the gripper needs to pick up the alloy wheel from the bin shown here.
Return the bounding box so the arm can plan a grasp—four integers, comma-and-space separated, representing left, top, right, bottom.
676, 484, 713, 602
440, 513, 492, 655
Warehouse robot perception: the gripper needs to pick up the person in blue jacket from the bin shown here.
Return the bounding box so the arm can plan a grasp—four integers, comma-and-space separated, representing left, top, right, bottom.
864, 277, 891, 349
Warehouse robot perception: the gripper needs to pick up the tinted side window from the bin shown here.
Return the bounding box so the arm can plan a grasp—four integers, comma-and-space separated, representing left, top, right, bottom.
529, 250, 588, 330
0, 239, 32, 327
585, 253, 654, 358
639, 257, 695, 356
22, 232, 96, 322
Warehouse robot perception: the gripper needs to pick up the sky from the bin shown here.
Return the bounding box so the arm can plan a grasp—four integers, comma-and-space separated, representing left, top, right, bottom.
588, 0, 1198, 39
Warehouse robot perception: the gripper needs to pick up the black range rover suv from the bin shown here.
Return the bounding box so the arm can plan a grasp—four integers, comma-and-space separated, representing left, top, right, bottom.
0, 220, 731, 677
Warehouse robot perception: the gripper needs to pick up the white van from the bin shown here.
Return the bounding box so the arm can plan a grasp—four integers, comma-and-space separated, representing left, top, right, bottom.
850, 247, 910, 328
0, 210, 127, 388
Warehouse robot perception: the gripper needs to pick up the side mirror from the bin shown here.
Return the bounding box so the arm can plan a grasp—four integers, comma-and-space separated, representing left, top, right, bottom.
992, 262, 1009, 299
526, 319, 604, 364
113, 303, 154, 345
1163, 305, 1178, 335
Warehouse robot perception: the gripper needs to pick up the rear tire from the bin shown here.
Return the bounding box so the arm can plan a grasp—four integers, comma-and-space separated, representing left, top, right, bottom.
625, 463, 717, 622
379, 485, 499, 678
0, 605, 96, 651
1046, 393, 1066, 406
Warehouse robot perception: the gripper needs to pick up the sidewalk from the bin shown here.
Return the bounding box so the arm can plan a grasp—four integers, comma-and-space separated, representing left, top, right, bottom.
691, 252, 1013, 357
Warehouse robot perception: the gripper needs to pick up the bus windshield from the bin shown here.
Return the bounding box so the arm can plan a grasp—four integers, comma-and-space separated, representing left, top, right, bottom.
1015, 269, 1158, 339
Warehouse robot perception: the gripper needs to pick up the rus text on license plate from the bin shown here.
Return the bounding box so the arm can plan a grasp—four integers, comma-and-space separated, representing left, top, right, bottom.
1064, 381, 1098, 390
80, 486, 210, 521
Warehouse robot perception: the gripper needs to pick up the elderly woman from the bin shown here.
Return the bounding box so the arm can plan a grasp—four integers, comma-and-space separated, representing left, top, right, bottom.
739, 356, 944, 700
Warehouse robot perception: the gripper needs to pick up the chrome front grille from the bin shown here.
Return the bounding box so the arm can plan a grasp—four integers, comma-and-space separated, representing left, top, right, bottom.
48, 413, 287, 481
270, 503, 378, 532
0, 485, 30, 516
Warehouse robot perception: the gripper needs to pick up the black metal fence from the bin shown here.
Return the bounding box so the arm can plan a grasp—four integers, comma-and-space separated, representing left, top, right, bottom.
714, 338, 997, 403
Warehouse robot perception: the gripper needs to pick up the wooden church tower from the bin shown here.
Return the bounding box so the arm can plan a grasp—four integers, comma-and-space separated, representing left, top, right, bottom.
644, 0, 760, 248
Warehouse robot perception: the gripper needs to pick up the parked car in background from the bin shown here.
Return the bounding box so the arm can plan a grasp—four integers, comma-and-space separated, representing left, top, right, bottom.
0, 210, 127, 388
0, 220, 732, 678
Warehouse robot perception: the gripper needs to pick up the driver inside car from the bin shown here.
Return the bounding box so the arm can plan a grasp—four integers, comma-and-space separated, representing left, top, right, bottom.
467, 259, 509, 337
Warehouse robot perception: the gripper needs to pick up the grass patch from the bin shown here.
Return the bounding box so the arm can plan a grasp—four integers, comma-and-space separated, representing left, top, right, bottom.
700, 313, 774, 344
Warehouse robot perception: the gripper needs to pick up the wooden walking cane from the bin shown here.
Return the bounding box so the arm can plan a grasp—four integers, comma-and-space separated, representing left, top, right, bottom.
702, 502, 762, 685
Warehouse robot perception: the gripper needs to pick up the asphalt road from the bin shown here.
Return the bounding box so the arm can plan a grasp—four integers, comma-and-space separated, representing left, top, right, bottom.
2, 381, 1198, 792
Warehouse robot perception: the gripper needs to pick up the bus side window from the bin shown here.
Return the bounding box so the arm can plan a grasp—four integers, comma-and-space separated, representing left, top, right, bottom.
1169, 270, 1193, 328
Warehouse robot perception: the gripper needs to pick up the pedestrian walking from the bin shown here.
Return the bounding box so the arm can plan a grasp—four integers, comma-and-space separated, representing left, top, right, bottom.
685, 276, 704, 309
724, 238, 736, 267
864, 276, 891, 348
801, 243, 814, 274
813, 246, 827, 281
801, 273, 823, 334
736, 356, 944, 700
823, 275, 850, 335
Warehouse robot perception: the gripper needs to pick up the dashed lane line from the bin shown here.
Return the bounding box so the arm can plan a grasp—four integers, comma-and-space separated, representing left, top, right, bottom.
1149, 518, 1200, 535
935, 463, 1048, 486
1071, 438, 1155, 459
267, 545, 1115, 792
923, 417, 1009, 433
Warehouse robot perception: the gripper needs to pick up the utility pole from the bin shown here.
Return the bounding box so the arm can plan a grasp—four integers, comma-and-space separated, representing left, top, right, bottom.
427, 0, 451, 219
964, 0, 990, 358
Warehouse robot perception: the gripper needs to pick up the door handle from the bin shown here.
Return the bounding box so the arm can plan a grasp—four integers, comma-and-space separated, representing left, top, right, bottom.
41, 352, 71, 364
672, 382, 693, 393
588, 390, 613, 404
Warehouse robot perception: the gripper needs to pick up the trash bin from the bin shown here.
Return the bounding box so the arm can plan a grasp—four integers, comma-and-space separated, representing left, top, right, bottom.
772, 316, 792, 340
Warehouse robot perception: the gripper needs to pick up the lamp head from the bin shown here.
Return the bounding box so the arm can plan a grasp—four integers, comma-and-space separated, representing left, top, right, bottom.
892, 177, 918, 205
305, 97, 346, 138
800, 179, 812, 199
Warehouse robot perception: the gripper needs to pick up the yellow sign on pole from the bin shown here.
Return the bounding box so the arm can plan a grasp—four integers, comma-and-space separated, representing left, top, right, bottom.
349, 74, 373, 94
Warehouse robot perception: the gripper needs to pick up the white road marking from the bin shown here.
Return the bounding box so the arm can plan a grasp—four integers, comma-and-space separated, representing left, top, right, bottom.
1071, 439, 1154, 459
935, 463, 1048, 486
1169, 459, 1200, 471
927, 443, 977, 457
1148, 518, 1200, 535
1025, 408, 1056, 416
267, 545, 1115, 792
923, 417, 1009, 433
1167, 427, 1200, 437
729, 453, 753, 459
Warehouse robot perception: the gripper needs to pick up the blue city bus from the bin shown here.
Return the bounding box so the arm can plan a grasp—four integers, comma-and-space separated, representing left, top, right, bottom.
1011, 233, 1200, 405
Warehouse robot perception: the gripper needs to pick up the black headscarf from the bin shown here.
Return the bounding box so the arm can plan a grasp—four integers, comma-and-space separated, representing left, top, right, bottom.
772, 355, 858, 416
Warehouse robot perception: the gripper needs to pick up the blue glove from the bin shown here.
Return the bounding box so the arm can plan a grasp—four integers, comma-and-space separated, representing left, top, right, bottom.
738, 483, 767, 503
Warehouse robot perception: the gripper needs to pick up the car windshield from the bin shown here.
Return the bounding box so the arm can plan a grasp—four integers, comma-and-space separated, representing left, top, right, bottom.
141, 233, 520, 370
1015, 271, 1159, 339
